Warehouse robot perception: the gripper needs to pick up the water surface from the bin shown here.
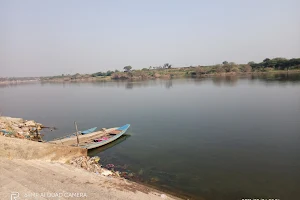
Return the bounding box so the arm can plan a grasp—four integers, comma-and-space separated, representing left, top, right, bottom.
1, 74, 300, 200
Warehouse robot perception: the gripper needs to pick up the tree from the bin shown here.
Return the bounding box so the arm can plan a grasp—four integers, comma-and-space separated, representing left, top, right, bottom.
106, 70, 113, 76
214, 64, 225, 73
123, 66, 132, 72
286, 58, 300, 70
223, 62, 236, 72
92, 72, 104, 77
248, 61, 255, 65
240, 64, 252, 72
262, 58, 271, 68
270, 58, 286, 69
222, 61, 228, 65
163, 63, 172, 69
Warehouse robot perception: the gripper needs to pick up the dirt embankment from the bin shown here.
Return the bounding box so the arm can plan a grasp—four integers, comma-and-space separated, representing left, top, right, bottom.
0, 136, 87, 162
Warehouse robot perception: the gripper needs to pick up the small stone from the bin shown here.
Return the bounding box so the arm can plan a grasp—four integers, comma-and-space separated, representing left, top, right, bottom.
115, 171, 121, 177
17, 131, 24, 135
24, 120, 36, 127
22, 127, 29, 132
81, 161, 88, 169
101, 170, 113, 176
18, 123, 24, 128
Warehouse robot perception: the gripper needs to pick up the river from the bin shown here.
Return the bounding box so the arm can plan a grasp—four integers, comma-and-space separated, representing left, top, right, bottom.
1, 73, 300, 200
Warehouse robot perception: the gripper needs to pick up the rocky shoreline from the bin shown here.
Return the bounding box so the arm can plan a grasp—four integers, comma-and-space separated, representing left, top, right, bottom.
0, 116, 45, 141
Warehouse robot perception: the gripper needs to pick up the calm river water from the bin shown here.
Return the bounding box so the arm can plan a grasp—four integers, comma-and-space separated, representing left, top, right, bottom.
1, 73, 300, 200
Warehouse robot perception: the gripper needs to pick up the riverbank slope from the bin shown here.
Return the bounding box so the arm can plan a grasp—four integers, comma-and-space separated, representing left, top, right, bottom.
0, 157, 179, 200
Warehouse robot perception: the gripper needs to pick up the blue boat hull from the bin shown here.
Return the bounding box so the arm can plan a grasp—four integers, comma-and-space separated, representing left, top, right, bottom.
81, 127, 97, 135
82, 124, 130, 150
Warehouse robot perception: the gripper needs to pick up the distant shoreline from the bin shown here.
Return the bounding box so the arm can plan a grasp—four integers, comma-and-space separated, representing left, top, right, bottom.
1, 70, 300, 85
0, 79, 39, 84
2, 57, 300, 83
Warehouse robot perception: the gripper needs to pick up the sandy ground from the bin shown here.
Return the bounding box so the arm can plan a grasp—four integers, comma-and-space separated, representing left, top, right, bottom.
0, 157, 180, 200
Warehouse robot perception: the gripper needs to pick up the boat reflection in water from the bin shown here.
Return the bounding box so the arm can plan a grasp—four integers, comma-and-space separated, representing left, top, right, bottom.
88, 135, 131, 155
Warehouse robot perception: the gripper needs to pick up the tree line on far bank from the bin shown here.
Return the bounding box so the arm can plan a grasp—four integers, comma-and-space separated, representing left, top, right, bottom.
39, 57, 300, 81
92, 57, 300, 78
248, 57, 300, 71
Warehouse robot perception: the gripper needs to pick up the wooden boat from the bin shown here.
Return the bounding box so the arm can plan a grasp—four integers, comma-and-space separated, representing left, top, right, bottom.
49, 124, 130, 150
49, 127, 98, 141
81, 127, 97, 135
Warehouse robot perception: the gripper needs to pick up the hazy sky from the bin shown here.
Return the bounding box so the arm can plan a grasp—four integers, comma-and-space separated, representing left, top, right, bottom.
1, 0, 300, 77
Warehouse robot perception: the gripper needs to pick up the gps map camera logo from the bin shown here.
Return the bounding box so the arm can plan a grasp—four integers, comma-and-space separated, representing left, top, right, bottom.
11, 192, 19, 200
